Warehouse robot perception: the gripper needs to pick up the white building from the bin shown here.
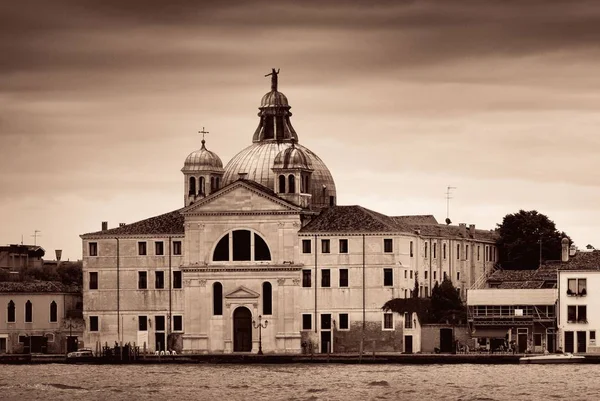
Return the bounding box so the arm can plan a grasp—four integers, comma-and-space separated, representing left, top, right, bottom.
80, 71, 498, 354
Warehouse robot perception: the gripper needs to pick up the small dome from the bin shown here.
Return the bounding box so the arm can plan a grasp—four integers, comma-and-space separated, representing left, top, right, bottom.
182, 140, 224, 172
260, 91, 289, 108
274, 143, 312, 170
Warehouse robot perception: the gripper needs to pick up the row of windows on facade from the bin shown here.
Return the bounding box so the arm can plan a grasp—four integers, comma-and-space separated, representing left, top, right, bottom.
88, 271, 183, 290
188, 176, 220, 196
299, 312, 413, 331
566, 305, 589, 323
5, 300, 59, 323
87, 315, 183, 333
299, 268, 455, 291
301, 238, 497, 262
88, 241, 182, 257
471, 305, 556, 318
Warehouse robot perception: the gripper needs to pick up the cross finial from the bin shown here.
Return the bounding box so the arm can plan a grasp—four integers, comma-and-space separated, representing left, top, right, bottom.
198, 127, 209, 148
265, 68, 280, 91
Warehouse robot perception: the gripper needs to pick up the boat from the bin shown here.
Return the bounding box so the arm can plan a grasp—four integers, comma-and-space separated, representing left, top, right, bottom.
519, 353, 585, 364
66, 349, 95, 363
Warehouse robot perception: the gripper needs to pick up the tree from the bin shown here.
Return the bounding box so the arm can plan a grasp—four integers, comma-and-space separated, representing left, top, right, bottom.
412, 272, 419, 298
497, 210, 570, 270
430, 278, 465, 324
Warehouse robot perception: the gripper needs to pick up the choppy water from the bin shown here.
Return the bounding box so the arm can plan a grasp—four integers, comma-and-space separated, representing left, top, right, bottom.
0, 364, 599, 401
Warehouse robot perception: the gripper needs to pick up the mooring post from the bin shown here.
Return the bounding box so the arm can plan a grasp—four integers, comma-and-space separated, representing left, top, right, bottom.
143, 342, 146, 360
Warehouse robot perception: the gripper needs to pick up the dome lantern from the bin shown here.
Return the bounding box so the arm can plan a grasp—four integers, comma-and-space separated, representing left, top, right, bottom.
182, 128, 224, 206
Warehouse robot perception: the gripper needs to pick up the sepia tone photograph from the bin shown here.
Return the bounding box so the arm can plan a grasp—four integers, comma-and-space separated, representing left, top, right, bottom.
1, 0, 600, 400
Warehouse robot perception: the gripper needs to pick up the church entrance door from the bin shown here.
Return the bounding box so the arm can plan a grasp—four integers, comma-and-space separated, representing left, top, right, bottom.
233, 307, 252, 352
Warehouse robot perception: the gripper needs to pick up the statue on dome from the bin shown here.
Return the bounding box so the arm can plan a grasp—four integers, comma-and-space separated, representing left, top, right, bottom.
265, 68, 280, 91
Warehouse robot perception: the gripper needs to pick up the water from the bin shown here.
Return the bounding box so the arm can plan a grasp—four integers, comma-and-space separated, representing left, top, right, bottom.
0, 364, 599, 400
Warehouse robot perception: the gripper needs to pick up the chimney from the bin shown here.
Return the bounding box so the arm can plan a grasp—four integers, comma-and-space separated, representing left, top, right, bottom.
569, 244, 577, 257
458, 223, 467, 237
119, 223, 126, 227
55, 250, 62, 262
238, 172, 248, 180
469, 224, 476, 237
561, 237, 570, 262
102, 221, 108, 231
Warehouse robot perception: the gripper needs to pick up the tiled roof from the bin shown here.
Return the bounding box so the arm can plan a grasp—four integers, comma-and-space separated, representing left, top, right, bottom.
497, 281, 544, 289
0, 281, 81, 293
404, 223, 498, 242
392, 215, 438, 225
488, 268, 557, 285
81, 209, 184, 237
299, 205, 410, 233
554, 251, 600, 271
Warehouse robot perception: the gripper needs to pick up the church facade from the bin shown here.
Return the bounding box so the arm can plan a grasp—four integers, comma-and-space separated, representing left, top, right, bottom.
81, 72, 498, 354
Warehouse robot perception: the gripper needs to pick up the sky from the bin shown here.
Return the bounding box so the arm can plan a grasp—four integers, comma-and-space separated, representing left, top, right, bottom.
2, 0, 600, 261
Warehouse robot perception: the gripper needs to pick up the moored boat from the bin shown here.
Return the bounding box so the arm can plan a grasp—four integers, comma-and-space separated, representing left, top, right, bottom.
519, 353, 585, 364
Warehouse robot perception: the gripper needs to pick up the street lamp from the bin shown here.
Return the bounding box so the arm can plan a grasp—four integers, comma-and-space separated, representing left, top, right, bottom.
252, 315, 268, 355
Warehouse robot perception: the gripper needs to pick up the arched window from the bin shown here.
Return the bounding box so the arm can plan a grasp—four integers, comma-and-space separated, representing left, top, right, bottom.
216, 177, 220, 190
443, 244, 447, 259
199, 177, 205, 195
213, 282, 223, 316
262, 282, 272, 315
7, 300, 15, 323
25, 300, 32, 323
278, 175, 286, 193
50, 301, 57, 323
288, 175, 295, 193
212, 230, 272, 262
210, 177, 215, 192
189, 177, 196, 195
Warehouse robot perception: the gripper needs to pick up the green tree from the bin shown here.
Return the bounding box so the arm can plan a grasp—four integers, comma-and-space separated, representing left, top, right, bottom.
430, 278, 465, 324
497, 210, 570, 270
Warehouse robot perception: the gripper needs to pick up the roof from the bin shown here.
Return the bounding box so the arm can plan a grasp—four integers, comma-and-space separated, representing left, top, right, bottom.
497, 281, 544, 289
0, 245, 45, 258
81, 209, 184, 237
392, 215, 438, 225
300, 205, 410, 233
553, 250, 600, 271
0, 281, 81, 294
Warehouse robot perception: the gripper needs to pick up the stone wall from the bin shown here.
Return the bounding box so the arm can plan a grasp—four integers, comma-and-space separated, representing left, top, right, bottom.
421, 324, 470, 353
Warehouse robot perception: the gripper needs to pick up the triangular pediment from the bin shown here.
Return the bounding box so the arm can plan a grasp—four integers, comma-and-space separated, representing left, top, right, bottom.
182, 180, 301, 215
224, 286, 260, 299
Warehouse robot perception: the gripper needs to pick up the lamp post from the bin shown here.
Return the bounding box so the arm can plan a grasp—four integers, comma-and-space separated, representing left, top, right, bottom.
252, 315, 268, 355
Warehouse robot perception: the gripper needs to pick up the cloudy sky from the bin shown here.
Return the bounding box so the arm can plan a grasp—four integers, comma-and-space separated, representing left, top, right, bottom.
2, 0, 600, 260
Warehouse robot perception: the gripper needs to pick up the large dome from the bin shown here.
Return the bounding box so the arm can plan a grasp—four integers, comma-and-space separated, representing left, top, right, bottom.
223, 141, 336, 209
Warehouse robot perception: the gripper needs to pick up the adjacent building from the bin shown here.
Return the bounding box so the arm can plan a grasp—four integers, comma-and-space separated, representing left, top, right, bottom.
81, 72, 498, 354
0, 245, 45, 273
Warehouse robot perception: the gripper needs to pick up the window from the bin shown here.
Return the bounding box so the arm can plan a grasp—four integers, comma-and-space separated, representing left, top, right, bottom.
443, 244, 447, 259
477, 245, 481, 261
384, 238, 393, 253
213, 282, 223, 315
138, 242, 147, 256
404, 312, 412, 329
278, 175, 286, 193
567, 305, 587, 323
339, 313, 349, 330
568, 279, 577, 295
173, 271, 182, 289
425, 286, 429, 297
410, 270, 413, 279
288, 175, 295, 193
410, 241, 414, 257
457, 244, 460, 259
7, 300, 15, 323
89, 242, 98, 256
212, 230, 271, 261
443, 272, 447, 280
321, 269, 331, 287
404, 270, 407, 279
138, 272, 147, 289
433, 243, 437, 259
383, 268, 393, 286
89, 272, 98, 290
321, 239, 330, 253
433, 271, 437, 280
339, 239, 348, 254
321, 314, 331, 330
302, 314, 312, 330
465, 245, 469, 260
591, 331, 596, 343
457, 272, 461, 281
404, 289, 408, 298
155, 241, 164, 256
89, 316, 99, 332
424, 242, 428, 258
339, 269, 349, 287
424, 271, 428, 280
189, 176, 196, 195
50, 301, 57, 323
579, 279, 587, 295
199, 177, 205, 195
173, 315, 183, 332
383, 313, 394, 330
25, 300, 32, 323
262, 282, 272, 315
534, 333, 542, 347
155, 271, 165, 289
302, 239, 312, 253
302, 270, 312, 287
173, 241, 182, 255
139, 316, 148, 331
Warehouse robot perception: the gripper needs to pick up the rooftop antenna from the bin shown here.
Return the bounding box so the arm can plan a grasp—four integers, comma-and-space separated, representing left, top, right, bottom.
445, 186, 456, 225
31, 230, 41, 246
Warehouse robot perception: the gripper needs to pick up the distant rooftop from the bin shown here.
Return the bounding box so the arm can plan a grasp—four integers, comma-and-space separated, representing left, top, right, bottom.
0, 281, 81, 294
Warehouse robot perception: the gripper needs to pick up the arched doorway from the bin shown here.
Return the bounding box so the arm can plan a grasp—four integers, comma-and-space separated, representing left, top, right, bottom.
233, 307, 252, 352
